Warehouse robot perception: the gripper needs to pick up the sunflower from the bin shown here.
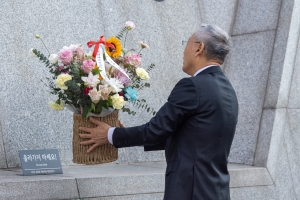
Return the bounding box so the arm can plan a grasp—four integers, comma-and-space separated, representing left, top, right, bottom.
105, 36, 122, 58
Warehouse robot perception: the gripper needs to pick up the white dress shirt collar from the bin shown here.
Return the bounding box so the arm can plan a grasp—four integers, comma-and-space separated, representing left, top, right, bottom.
193, 65, 220, 76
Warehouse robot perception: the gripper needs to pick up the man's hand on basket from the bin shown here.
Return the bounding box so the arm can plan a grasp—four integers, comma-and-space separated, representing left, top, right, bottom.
79, 117, 110, 153
118, 120, 125, 128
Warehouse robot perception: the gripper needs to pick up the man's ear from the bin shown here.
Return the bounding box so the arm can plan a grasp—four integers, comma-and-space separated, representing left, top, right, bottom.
195, 42, 205, 56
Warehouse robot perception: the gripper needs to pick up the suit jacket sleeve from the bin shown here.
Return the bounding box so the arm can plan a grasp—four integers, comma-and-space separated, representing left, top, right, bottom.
112, 78, 199, 148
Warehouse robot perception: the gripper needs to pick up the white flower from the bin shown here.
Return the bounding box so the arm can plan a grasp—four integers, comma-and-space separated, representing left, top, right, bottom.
105, 63, 117, 76
48, 101, 64, 111
106, 78, 124, 93
49, 54, 59, 64
136, 68, 150, 80
125, 21, 135, 30
139, 41, 150, 49
81, 72, 100, 87
68, 44, 81, 51
88, 87, 102, 104
29, 48, 37, 57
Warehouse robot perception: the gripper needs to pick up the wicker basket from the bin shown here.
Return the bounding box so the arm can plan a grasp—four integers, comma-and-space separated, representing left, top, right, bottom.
72, 111, 119, 165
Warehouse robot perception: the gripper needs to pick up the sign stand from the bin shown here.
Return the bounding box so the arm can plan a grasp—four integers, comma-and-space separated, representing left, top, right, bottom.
18, 149, 63, 176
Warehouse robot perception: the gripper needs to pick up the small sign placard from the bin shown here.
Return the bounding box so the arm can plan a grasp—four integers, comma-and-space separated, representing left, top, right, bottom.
18, 149, 63, 176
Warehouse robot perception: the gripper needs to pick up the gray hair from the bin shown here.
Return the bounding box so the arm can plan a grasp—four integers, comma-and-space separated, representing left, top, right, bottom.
194, 24, 230, 63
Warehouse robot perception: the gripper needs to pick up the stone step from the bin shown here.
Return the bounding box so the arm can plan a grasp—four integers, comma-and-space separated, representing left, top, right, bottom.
0, 162, 273, 199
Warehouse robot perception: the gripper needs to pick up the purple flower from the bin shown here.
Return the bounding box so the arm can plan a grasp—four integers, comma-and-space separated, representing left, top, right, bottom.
116, 70, 131, 86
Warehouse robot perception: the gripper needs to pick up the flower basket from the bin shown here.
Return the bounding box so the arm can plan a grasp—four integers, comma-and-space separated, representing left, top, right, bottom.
32, 21, 157, 165
72, 111, 119, 165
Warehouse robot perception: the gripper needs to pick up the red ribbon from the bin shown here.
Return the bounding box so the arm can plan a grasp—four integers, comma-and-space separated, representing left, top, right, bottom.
87, 36, 115, 59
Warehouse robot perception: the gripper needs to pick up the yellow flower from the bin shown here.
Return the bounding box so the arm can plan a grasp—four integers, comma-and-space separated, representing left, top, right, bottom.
105, 36, 122, 58
48, 101, 64, 111
110, 94, 126, 109
56, 74, 72, 90
136, 68, 150, 80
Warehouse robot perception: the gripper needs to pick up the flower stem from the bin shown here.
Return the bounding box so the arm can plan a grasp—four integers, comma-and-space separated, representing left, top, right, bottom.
138, 48, 143, 55
124, 30, 129, 49
39, 38, 51, 56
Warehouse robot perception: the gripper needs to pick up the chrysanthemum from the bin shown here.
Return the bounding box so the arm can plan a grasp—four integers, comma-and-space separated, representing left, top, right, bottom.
124, 86, 137, 102
105, 36, 122, 58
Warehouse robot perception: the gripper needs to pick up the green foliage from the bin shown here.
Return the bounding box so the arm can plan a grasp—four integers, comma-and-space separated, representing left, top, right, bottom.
70, 64, 81, 82
116, 27, 128, 40
64, 80, 81, 94
92, 67, 100, 74
122, 107, 137, 115
146, 63, 155, 72
32, 49, 57, 69
131, 99, 156, 116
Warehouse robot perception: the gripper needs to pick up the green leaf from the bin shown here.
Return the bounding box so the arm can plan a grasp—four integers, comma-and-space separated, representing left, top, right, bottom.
85, 55, 94, 60
116, 27, 127, 40
65, 80, 81, 94
91, 103, 95, 111
71, 64, 81, 82
92, 68, 100, 74
82, 105, 89, 118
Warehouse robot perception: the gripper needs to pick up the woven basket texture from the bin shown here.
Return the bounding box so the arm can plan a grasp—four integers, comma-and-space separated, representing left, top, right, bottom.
72, 111, 118, 165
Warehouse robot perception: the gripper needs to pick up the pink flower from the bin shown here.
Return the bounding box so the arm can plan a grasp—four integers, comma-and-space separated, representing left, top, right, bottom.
82, 59, 95, 74
75, 46, 84, 60
125, 21, 135, 30
68, 44, 79, 51
124, 53, 141, 67
58, 48, 73, 64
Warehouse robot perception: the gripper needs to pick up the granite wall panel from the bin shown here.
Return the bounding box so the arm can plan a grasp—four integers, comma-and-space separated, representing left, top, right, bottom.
232, 0, 281, 35
285, 109, 300, 197
254, 108, 286, 177
231, 139, 297, 200
197, 0, 237, 33
0, 124, 6, 168
0, 0, 106, 167
263, 0, 295, 108
224, 31, 276, 164
276, 0, 300, 108
288, 33, 300, 108
253, 109, 276, 167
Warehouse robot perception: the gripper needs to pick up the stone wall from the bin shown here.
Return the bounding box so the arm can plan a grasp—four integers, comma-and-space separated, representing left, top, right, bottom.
0, 0, 299, 199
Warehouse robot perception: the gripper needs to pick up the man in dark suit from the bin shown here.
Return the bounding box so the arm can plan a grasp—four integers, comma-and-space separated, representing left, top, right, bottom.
79, 24, 238, 200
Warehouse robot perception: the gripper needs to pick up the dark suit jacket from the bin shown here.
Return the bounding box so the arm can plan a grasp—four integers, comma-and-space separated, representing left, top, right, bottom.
113, 66, 238, 200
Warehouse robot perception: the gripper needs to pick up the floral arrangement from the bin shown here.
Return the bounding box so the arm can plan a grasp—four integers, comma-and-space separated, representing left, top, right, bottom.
31, 21, 156, 118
